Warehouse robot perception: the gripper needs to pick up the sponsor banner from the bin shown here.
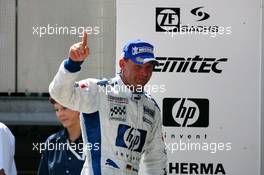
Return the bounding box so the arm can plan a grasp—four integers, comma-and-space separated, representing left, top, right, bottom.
153, 56, 228, 74
163, 98, 209, 127
117, 0, 261, 174
168, 162, 226, 174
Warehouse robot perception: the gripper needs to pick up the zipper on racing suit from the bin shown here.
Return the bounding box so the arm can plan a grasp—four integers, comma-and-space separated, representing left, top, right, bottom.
129, 93, 142, 174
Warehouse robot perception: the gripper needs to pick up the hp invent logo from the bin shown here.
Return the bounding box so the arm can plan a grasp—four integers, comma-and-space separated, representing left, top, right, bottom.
124, 128, 141, 150
172, 98, 199, 127
163, 98, 209, 127
115, 124, 147, 152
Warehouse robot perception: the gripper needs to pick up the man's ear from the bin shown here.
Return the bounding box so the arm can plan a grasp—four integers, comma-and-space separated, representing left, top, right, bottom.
119, 58, 125, 69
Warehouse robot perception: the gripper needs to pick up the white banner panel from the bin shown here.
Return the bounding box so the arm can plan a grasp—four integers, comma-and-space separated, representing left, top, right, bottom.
117, 0, 261, 174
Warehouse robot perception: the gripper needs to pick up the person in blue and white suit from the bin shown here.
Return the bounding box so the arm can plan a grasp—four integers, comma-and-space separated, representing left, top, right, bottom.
49, 32, 167, 175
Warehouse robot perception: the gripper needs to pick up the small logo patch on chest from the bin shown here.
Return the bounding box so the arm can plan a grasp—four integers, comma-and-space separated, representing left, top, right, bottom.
109, 103, 127, 122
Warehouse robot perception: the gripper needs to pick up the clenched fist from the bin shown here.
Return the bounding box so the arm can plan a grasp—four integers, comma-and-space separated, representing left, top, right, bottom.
69, 32, 89, 62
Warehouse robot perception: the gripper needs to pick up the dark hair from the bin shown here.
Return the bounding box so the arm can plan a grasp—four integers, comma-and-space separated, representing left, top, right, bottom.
48, 97, 57, 104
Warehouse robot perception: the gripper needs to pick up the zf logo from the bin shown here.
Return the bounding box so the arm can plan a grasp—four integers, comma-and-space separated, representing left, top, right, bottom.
163, 98, 209, 127
115, 124, 147, 152
156, 7, 217, 34
156, 7, 180, 32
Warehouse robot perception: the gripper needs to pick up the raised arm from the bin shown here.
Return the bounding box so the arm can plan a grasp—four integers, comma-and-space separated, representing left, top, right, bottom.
49, 32, 98, 113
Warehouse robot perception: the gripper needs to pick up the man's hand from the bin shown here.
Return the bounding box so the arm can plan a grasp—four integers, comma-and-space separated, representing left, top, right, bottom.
0, 169, 6, 175
69, 32, 89, 62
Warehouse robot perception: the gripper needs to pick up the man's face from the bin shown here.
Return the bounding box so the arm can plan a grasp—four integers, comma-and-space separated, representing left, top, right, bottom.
121, 59, 154, 88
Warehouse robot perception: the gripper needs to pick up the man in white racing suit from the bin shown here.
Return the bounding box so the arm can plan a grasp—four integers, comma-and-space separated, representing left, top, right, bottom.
49, 32, 167, 175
